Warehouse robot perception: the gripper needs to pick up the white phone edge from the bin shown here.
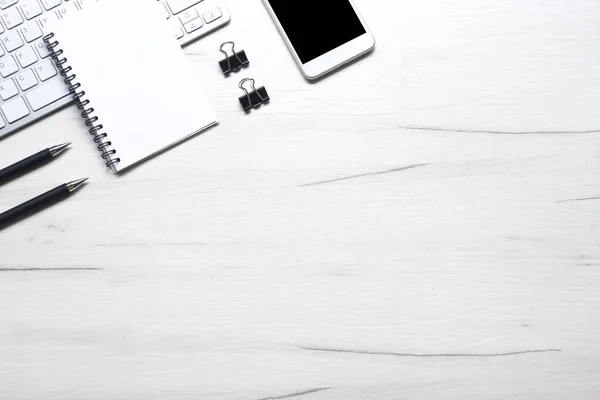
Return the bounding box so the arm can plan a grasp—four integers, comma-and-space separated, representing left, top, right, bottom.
261, 0, 375, 80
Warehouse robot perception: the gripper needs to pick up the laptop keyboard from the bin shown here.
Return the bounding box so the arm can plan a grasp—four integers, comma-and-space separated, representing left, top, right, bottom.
0, 0, 230, 138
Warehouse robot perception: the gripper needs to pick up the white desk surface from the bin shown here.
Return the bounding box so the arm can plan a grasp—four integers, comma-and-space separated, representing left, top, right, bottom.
1, 0, 599, 398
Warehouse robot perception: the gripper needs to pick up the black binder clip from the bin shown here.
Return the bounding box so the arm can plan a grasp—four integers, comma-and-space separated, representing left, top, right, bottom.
238, 78, 270, 112
219, 41, 249, 76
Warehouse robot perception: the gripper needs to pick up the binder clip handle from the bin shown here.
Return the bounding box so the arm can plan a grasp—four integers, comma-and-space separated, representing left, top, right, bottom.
219, 41, 237, 57
219, 41, 249, 75
238, 78, 270, 112
239, 78, 259, 99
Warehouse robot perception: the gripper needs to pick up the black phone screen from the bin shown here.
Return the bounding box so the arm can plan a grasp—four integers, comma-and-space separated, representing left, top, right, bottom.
267, 0, 367, 64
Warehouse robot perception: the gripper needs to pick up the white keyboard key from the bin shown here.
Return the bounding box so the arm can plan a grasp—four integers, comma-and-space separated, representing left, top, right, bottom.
15, 45, 37, 67
3, 30, 23, 51
41, 0, 61, 11
25, 77, 69, 111
36, 11, 60, 32
20, 22, 42, 42
1, 6, 24, 29
202, 8, 222, 24
34, 58, 56, 81
167, 0, 201, 15
172, 24, 184, 39
36, 14, 50, 30
20, 0, 43, 19
53, 4, 69, 20
159, 2, 170, 19
0, 44, 4, 56
2, 96, 30, 122
16, 68, 37, 90
0, 0, 18, 10
0, 115, 5, 129
34, 39, 50, 58
179, 8, 198, 25
0, 55, 18, 77
0, 78, 18, 100
183, 18, 202, 33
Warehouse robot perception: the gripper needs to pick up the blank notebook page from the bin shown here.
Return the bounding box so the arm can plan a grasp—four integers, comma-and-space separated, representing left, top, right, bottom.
50, 0, 217, 172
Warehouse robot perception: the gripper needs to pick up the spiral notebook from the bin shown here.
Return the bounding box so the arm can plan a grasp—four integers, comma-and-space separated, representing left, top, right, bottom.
44, 0, 218, 173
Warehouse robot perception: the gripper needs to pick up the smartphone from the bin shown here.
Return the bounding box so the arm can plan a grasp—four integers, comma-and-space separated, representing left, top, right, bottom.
262, 0, 375, 80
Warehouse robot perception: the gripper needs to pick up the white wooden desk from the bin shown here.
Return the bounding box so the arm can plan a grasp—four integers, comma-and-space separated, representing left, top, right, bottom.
1, 0, 599, 398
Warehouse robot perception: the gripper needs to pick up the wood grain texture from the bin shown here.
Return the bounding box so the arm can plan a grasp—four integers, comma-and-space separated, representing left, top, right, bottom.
1, 0, 599, 398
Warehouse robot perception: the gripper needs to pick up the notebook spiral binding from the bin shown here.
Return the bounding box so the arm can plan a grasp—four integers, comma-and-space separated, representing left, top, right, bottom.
43, 33, 120, 169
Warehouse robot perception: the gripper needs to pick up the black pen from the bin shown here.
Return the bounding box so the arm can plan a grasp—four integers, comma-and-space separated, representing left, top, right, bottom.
0, 143, 71, 184
0, 178, 88, 229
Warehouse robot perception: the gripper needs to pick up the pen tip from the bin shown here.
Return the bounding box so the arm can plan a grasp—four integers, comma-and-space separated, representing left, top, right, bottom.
50, 142, 72, 157
67, 177, 89, 192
